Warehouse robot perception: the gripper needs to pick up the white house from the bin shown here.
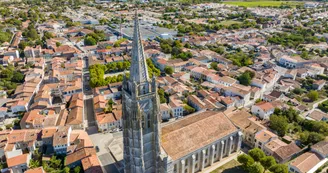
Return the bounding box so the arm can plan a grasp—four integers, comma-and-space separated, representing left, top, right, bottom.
168, 97, 184, 118
251, 101, 275, 120
160, 103, 171, 121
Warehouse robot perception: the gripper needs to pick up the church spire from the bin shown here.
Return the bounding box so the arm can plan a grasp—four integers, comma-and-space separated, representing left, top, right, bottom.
129, 9, 149, 84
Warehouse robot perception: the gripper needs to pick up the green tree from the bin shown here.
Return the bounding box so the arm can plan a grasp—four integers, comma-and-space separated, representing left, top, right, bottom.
301, 51, 309, 59
210, 62, 218, 71
269, 115, 288, 136
260, 156, 276, 171
307, 90, 319, 102
164, 66, 174, 75
29, 159, 40, 168
248, 148, 265, 162
237, 72, 252, 86
12, 71, 24, 83
27, 29, 39, 41
183, 105, 195, 114
158, 88, 167, 104
0, 31, 12, 44
74, 166, 81, 173
269, 164, 288, 173
237, 154, 255, 170
249, 163, 264, 173
43, 32, 54, 39
84, 36, 97, 46
56, 42, 61, 47
160, 43, 172, 53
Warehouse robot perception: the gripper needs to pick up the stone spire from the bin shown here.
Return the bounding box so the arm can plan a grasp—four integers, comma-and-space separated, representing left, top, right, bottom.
129, 9, 149, 84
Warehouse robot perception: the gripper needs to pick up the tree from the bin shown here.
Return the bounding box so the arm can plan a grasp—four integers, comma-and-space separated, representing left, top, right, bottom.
29, 159, 40, 169
307, 90, 319, 102
27, 29, 39, 41
237, 154, 255, 170
84, 36, 97, 46
248, 148, 265, 162
160, 43, 172, 53
12, 71, 24, 83
164, 66, 174, 75
74, 166, 81, 173
301, 51, 309, 59
158, 88, 167, 103
237, 71, 252, 86
260, 156, 276, 171
269, 115, 288, 136
56, 42, 61, 47
249, 163, 264, 173
0, 31, 12, 44
184, 105, 195, 114
210, 62, 218, 71
18, 41, 28, 50
269, 164, 288, 173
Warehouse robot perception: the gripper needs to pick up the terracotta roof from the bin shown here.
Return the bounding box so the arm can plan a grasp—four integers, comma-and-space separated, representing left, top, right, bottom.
308, 110, 328, 121
65, 148, 96, 166
255, 130, 277, 143
66, 107, 83, 125
273, 143, 301, 162
254, 101, 274, 112
289, 152, 321, 173
161, 111, 238, 160
264, 138, 287, 153
25, 167, 44, 173
7, 154, 29, 167
81, 155, 103, 173
160, 103, 171, 111
42, 127, 57, 139
312, 141, 328, 156
227, 109, 266, 134
53, 126, 70, 146
96, 113, 116, 124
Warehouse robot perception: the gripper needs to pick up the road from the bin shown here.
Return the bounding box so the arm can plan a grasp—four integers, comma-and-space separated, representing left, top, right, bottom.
82, 55, 97, 133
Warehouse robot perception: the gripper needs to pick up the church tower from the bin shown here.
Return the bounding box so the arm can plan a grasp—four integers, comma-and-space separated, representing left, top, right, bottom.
122, 9, 162, 173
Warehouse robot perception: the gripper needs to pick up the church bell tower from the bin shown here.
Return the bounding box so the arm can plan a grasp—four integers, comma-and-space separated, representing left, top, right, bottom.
122, 9, 162, 173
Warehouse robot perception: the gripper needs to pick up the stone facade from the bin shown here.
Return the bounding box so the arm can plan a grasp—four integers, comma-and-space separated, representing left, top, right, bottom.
122, 10, 165, 173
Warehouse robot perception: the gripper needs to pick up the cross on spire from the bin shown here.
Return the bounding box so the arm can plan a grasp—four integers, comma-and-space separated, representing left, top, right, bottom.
129, 9, 149, 84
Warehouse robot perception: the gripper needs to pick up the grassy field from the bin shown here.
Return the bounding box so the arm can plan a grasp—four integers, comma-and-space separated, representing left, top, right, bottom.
219, 20, 243, 26
210, 159, 246, 173
222, 1, 304, 7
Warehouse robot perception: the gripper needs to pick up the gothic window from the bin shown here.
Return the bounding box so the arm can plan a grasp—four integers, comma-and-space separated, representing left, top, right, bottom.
147, 114, 151, 128
142, 114, 145, 129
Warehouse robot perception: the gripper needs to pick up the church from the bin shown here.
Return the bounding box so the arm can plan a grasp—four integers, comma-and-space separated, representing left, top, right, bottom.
121, 9, 243, 173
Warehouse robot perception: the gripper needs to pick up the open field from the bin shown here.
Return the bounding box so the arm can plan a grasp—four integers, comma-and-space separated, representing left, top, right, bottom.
219, 20, 243, 26
210, 159, 246, 173
222, 1, 304, 7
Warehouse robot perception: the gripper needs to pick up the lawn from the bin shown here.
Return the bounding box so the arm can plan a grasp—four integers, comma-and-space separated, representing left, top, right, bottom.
222, 1, 303, 7
219, 20, 243, 26
210, 159, 246, 173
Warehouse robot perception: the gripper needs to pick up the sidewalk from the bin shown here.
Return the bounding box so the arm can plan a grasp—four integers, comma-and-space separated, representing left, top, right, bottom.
200, 151, 244, 173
